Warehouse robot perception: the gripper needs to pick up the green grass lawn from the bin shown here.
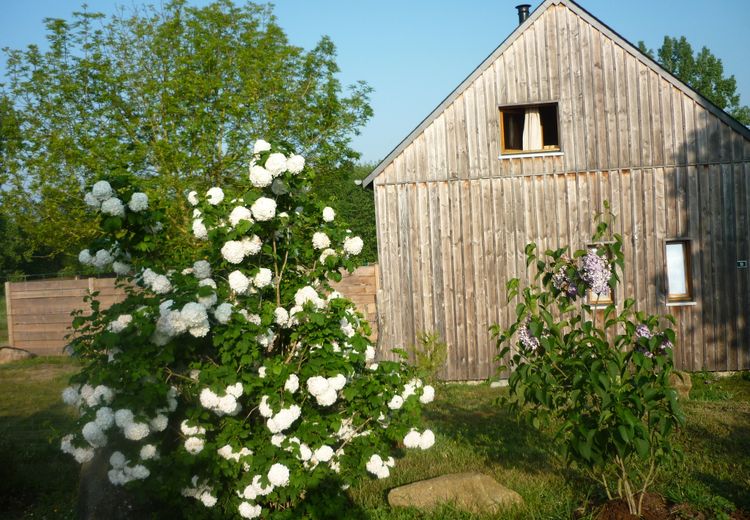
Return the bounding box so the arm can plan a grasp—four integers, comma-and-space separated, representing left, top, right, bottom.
1, 359, 748, 519
0, 295, 8, 345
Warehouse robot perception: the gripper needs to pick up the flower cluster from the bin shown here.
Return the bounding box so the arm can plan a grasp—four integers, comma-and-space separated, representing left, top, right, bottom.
580, 250, 612, 295
62, 141, 435, 518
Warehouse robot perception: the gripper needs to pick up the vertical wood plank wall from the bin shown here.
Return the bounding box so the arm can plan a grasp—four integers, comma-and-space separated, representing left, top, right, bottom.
4, 278, 127, 356
372, 3, 750, 379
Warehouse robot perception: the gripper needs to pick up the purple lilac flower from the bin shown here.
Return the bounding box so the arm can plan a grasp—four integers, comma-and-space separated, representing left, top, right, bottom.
658, 339, 673, 356
635, 324, 652, 339
580, 251, 611, 295
552, 268, 578, 298
518, 326, 540, 352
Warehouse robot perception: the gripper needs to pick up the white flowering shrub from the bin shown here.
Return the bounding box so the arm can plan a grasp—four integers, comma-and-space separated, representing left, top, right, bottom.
62, 142, 436, 518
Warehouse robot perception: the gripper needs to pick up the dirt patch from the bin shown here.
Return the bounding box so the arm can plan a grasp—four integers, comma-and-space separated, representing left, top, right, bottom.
592, 493, 750, 520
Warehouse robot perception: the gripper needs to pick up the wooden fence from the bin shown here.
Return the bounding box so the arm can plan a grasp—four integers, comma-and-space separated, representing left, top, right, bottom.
4, 265, 380, 356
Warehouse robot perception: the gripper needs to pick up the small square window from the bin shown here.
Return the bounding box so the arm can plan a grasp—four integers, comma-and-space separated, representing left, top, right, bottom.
499, 103, 559, 155
666, 240, 693, 301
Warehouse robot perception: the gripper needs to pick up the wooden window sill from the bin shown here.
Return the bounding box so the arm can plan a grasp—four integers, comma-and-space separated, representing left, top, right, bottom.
498, 151, 564, 160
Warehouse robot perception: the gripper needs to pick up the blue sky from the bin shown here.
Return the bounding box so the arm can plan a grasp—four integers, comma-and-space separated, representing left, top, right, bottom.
1, 1, 748, 163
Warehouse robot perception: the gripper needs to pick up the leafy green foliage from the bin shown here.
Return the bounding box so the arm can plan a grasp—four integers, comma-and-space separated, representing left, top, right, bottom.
493, 217, 684, 516
408, 332, 448, 386
1, 0, 372, 267
638, 37, 750, 124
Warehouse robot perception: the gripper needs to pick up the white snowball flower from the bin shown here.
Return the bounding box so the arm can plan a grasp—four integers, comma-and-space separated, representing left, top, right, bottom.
239, 502, 262, 519
92, 249, 114, 270
420, 385, 435, 404
329, 374, 347, 391
343, 236, 364, 255
365, 345, 376, 362
184, 436, 205, 454
180, 420, 205, 436
74, 447, 95, 464
82, 421, 107, 448
193, 260, 212, 279
78, 249, 93, 265
218, 394, 240, 415
286, 154, 305, 174
294, 286, 323, 308
150, 274, 172, 294
110, 451, 126, 469
312, 232, 331, 250
253, 139, 271, 154
95, 407, 115, 430
265, 152, 287, 177
192, 218, 208, 240
112, 261, 131, 276
366, 454, 390, 479
258, 367, 267, 378
150, 414, 168, 432
253, 268, 273, 289
199, 492, 217, 508
298, 443, 313, 461
114, 409, 134, 428
124, 422, 150, 441
322, 207, 335, 222
214, 302, 234, 324
319, 248, 336, 263
228, 270, 250, 294
284, 374, 299, 394
199, 388, 220, 409
388, 395, 404, 410
84, 191, 101, 209
306, 376, 329, 396
249, 165, 273, 187
251, 197, 276, 221
268, 463, 290, 487
221, 240, 246, 264
229, 206, 254, 227
92, 180, 113, 201
314, 445, 334, 463
140, 444, 158, 460
403, 430, 422, 449
267, 405, 301, 433
274, 307, 290, 327
187, 190, 199, 206
62, 386, 80, 407
258, 395, 273, 418
226, 382, 244, 398
251, 475, 274, 496
315, 387, 338, 407
241, 235, 262, 256
101, 197, 126, 217
128, 192, 148, 212
420, 429, 436, 449
206, 187, 225, 205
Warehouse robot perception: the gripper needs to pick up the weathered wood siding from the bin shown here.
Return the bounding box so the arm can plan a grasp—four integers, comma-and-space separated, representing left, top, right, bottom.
4, 278, 127, 356
373, 2, 750, 379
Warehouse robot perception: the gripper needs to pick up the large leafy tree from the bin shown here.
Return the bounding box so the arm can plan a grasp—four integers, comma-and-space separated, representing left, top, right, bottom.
1, 0, 372, 267
639, 36, 750, 125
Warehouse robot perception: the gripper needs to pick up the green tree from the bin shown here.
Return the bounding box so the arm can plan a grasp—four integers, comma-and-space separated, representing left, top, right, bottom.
638, 37, 750, 125
1, 0, 372, 268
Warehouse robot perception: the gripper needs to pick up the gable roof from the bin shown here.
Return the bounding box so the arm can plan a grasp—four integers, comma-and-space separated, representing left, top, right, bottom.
363, 0, 750, 187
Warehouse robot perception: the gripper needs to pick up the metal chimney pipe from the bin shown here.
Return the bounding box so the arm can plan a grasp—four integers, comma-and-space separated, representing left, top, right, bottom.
516, 4, 531, 25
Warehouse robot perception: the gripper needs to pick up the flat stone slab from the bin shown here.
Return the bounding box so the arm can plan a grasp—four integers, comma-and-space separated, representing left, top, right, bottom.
0, 347, 36, 364
388, 472, 523, 514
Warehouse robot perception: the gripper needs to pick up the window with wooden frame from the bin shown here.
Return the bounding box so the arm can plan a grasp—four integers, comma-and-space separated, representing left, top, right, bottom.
499, 102, 560, 155
665, 240, 693, 302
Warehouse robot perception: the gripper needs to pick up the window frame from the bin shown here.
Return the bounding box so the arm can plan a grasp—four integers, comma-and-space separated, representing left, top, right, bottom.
664, 239, 694, 303
498, 101, 562, 157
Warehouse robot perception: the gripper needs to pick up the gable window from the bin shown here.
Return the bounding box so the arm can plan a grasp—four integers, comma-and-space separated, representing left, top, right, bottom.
499, 102, 560, 155
665, 240, 693, 302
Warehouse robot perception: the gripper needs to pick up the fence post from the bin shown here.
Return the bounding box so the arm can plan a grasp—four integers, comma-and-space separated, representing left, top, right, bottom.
4, 281, 14, 347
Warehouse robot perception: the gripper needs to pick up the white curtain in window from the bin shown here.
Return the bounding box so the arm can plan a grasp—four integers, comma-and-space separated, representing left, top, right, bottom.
522, 107, 542, 150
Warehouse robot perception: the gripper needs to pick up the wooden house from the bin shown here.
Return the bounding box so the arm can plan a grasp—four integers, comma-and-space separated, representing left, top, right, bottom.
363, 0, 750, 379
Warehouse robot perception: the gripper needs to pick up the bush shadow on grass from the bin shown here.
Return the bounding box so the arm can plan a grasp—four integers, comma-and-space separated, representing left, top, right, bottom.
0, 405, 79, 519
423, 385, 557, 475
